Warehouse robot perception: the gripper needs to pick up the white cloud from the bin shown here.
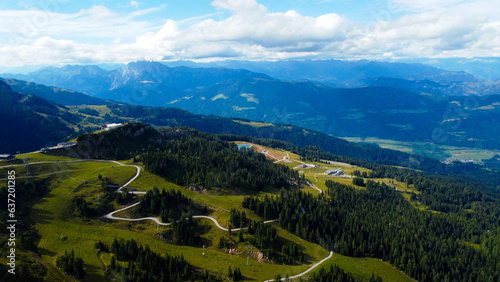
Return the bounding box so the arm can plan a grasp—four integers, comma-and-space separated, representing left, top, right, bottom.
391, 0, 469, 12
211, 0, 267, 15
130, 1, 140, 9
0, 5, 162, 46
348, 1, 500, 59
80, 5, 117, 19
0, 0, 499, 67
139, 0, 348, 59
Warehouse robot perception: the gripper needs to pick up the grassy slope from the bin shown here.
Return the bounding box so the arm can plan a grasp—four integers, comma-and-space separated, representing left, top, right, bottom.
16, 162, 330, 281
1, 144, 414, 281
129, 143, 414, 281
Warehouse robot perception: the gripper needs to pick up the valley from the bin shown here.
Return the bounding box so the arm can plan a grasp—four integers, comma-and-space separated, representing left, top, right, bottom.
3, 60, 500, 151
342, 137, 500, 164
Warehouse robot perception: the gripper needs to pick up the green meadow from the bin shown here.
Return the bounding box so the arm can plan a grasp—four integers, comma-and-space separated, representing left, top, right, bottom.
0, 145, 417, 281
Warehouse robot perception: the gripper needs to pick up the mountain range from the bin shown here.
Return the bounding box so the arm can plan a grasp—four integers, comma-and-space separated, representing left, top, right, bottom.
2, 60, 499, 150
7, 59, 500, 95
1, 72, 499, 186
163, 59, 500, 95
0, 79, 451, 171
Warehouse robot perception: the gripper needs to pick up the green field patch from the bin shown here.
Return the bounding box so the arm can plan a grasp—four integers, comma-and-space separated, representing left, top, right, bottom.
16, 152, 81, 162
311, 254, 414, 282
341, 112, 366, 120
233, 141, 301, 162
211, 93, 228, 101
461, 240, 481, 251
232, 119, 273, 127
240, 93, 260, 104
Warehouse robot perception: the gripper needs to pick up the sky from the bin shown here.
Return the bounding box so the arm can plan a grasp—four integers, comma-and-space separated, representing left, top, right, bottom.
1, 0, 500, 71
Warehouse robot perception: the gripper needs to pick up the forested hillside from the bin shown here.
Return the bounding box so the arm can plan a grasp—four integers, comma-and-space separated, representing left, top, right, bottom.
72, 123, 301, 191
139, 135, 301, 191
1, 78, 113, 106
0, 80, 79, 153
243, 179, 500, 281
2, 116, 499, 281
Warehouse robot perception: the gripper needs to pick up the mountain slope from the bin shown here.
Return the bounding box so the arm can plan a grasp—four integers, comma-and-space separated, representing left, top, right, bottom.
368, 76, 500, 96
1, 79, 498, 186
1, 78, 114, 106
167, 59, 500, 96
5, 61, 499, 150
0, 80, 80, 153
3, 61, 273, 98
5, 64, 110, 94
166, 59, 480, 86
4, 66, 500, 151
98, 62, 273, 107
171, 78, 446, 141
103, 72, 500, 149
0, 80, 432, 170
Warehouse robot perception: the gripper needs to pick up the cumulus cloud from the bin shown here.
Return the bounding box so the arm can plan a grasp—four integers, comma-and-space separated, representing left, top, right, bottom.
0, 0, 499, 67
350, 2, 500, 59
130, 1, 140, 9
134, 0, 348, 60
80, 5, 117, 19
0, 4, 164, 45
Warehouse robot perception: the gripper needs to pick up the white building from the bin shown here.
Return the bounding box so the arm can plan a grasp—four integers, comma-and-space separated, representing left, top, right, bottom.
325, 168, 344, 176
0, 154, 14, 160
102, 123, 123, 131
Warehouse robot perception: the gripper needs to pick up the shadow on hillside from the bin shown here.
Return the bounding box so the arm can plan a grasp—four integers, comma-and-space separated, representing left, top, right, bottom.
38, 247, 57, 257
30, 207, 53, 224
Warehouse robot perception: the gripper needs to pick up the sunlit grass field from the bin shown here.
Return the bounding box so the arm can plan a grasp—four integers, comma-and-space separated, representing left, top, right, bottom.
0, 143, 416, 281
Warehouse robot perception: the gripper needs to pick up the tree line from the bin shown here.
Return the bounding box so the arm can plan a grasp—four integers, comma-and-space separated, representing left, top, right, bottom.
140, 135, 301, 191
137, 187, 205, 222
162, 213, 202, 246
247, 221, 303, 264
243, 181, 500, 281
229, 208, 248, 228
106, 238, 203, 281
56, 250, 85, 279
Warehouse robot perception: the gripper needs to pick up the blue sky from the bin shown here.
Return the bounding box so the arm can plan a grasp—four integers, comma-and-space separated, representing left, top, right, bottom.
3, 1, 388, 22
0, 0, 499, 70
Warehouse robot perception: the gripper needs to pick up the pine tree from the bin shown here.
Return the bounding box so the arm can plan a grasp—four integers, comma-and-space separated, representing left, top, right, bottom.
238, 229, 244, 242
110, 255, 116, 270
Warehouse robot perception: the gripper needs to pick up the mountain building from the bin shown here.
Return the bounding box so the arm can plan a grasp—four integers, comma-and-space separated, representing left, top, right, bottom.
0, 154, 15, 160
102, 123, 123, 131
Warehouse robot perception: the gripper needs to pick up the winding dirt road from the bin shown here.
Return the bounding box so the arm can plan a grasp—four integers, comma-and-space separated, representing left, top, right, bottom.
3, 158, 333, 280
263, 250, 334, 281
101, 160, 333, 280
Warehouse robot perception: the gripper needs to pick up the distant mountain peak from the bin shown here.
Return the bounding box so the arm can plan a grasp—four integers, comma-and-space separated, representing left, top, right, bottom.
123, 61, 169, 71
